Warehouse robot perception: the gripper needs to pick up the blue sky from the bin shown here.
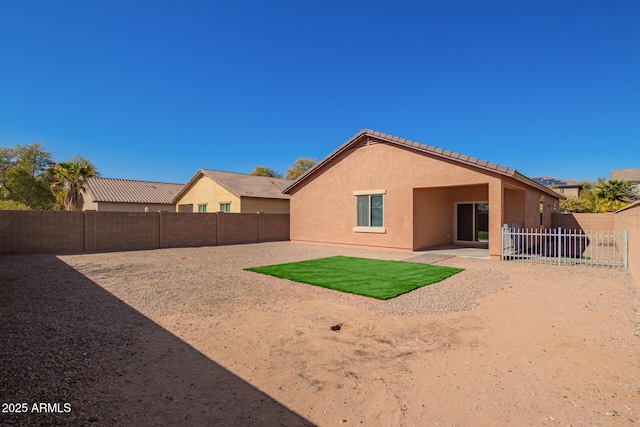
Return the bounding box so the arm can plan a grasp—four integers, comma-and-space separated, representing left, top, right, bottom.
1, 0, 638, 184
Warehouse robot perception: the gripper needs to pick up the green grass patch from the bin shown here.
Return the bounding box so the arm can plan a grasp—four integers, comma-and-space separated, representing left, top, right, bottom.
244, 256, 463, 300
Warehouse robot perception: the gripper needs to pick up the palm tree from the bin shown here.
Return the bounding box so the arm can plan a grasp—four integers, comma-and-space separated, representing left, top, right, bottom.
593, 179, 632, 212
49, 162, 96, 211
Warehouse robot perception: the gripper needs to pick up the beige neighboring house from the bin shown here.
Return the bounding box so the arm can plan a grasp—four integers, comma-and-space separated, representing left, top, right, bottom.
611, 168, 640, 193
284, 129, 563, 260
532, 176, 582, 198
83, 177, 184, 212
174, 169, 291, 214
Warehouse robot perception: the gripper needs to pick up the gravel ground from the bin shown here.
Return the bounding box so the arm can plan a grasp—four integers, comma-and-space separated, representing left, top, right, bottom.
1, 241, 638, 426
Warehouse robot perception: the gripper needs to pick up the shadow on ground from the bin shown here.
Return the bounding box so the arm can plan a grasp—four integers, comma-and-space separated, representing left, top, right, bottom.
0, 254, 313, 426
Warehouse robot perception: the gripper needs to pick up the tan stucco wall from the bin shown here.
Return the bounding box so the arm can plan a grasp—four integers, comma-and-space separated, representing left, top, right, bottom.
290, 142, 559, 258
176, 176, 290, 214
241, 197, 290, 214
558, 187, 580, 198
413, 185, 491, 250
413, 187, 452, 250
615, 204, 639, 285
83, 195, 98, 211
504, 188, 525, 224
291, 143, 504, 253
502, 176, 555, 229
175, 176, 241, 213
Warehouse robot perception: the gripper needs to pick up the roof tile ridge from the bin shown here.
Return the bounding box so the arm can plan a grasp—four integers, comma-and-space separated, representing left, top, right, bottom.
202, 168, 292, 182
89, 176, 185, 186
201, 169, 243, 198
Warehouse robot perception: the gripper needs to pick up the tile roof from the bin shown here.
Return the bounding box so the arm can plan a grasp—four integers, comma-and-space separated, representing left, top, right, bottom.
175, 170, 292, 202
85, 177, 185, 204
283, 129, 563, 199
532, 176, 581, 187
610, 168, 640, 182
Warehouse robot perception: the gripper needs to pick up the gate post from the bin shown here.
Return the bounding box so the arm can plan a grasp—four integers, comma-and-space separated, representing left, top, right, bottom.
501, 224, 505, 261
624, 229, 628, 269
557, 227, 561, 266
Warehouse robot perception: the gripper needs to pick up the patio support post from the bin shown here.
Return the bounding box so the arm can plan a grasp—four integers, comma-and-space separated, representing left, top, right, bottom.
489, 180, 504, 260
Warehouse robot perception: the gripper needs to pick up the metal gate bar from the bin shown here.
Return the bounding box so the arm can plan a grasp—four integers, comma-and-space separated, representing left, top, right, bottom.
502, 225, 628, 268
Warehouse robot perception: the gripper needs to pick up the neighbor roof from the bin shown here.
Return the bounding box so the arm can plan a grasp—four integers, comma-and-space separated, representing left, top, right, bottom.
532, 176, 581, 188
616, 199, 640, 213
85, 177, 184, 204
610, 168, 640, 182
283, 129, 564, 199
174, 169, 292, 202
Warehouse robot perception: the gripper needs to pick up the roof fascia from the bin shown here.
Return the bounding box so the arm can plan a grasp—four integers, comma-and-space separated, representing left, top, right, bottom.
511, 172, 566, 200
283, 130, 369, 193
284, 129, 563, 200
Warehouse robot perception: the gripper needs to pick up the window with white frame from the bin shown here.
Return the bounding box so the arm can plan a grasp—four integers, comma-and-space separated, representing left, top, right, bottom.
219, 203, 231, 213
354, 190, 385, 230
198, 204, 207, 213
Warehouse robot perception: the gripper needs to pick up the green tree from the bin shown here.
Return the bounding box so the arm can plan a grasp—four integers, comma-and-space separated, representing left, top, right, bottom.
68, 155, 101, 177
0, 143, 55, 209
48, 161, 96, 211
50, 155, 101, 209
0, 147, 16, 199
559, 180, 597, 213
285, 157, 316, 180
559, 196, 590, 213
593, 179, 633, 212
0, 200, 30, 210
250, 165, 282, 178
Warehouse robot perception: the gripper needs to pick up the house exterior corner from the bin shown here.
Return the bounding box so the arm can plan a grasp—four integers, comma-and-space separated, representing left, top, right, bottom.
286, 130, 561, 259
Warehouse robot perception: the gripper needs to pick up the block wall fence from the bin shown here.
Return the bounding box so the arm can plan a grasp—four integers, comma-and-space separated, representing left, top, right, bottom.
1, 209, 638, 285
0, 211, 289, 254
551, 212, 615, 231
614, 205, 640, 285
553, 210, 640, 285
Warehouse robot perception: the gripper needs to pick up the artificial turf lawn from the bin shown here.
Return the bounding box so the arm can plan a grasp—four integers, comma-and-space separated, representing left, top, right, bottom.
244, 256, 463, 300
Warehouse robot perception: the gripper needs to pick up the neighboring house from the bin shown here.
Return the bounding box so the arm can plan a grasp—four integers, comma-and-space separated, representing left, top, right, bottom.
611, 168, 640, 193
174, 169, 291, 214
83, 177, 184, 212
532, 176, 582, 198
283, 129, 563, 260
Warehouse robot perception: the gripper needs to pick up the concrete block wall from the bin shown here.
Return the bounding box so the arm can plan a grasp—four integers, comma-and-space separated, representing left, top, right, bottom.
615, 204, 640, 285
0, 211, 290, 254
554, 210, 639, 285
95, 212, 160, 252
552, 213, 616, 232
0, 211, 84, 253
260, 213, 290, 242
218, 213, 260, 244
161, 212, 218, 248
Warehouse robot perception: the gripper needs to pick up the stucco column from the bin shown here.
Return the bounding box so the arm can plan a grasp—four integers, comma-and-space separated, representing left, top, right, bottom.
488, 180, 504, 260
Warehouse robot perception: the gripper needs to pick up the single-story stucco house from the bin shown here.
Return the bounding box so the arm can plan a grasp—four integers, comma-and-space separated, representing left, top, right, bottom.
283, 129, 563, 260
83, 177, 184, 212
174, 169, 291, 214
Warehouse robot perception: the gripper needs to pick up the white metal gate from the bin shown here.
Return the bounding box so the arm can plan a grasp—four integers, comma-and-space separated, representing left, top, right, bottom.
501, 225, 628, 268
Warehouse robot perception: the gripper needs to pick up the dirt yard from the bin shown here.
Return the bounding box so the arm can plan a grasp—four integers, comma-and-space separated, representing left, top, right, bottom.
1, 242, 639, 426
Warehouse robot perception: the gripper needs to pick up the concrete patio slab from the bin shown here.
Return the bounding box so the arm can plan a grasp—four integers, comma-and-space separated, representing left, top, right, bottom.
413, 244, 491, 260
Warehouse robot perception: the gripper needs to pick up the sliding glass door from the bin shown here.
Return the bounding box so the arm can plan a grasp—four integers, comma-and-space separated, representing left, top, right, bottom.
456, 202, 489, 243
